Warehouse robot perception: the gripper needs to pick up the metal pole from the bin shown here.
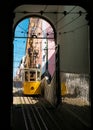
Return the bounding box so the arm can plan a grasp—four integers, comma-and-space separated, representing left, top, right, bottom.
46, 39, 48, 70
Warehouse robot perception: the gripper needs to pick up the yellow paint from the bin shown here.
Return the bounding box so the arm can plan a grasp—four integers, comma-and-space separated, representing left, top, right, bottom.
61, 82, 67, 96
23, 81, 41, 95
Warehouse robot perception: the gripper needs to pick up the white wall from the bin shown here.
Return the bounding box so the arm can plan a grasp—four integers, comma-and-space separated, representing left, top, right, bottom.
57, 6, 90, 74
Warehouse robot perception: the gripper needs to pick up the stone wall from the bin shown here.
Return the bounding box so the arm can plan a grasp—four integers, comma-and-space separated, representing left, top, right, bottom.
61, 73, 90, 102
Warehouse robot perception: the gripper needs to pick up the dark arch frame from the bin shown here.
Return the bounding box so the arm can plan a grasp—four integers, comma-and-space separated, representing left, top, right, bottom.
0, 1, 91, 129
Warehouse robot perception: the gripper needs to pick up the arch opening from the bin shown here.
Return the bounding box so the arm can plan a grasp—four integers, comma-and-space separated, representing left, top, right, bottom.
13, 5, 91, 106
13, 16, 57, 98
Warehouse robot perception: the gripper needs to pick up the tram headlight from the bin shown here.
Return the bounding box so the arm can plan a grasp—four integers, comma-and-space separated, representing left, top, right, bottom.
30, 86, 34, 90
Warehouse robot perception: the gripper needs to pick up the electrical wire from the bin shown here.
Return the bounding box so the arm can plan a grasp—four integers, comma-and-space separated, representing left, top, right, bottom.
13, 6, 88, 77
57, 14, 81, 31
15, 6, 87, 38
40, 7, 83, 37
43, 5, 48, 12
18, 25, 27, 33
59, 23, 88, 35
54, 6, 77, 25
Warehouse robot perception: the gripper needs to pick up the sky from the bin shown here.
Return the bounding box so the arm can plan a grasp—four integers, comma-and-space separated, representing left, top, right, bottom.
13, 18, 29, 78
13, 17, 55, 78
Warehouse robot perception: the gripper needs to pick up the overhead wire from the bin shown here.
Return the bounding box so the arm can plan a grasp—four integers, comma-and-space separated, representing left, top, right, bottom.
14, 6, 84, 40
15, 5, 87, 27
57, 14, 81, 31
43, 5, 48, 12
21, 6, 77, 36
27, 5, 48, 37
14, 7, 87, 49
60, 23, 88, 35
38, 6, 79, 37
40, 6, 87, 36
14, 16, 85, 72
54, 6, 77, 25
13, 6, 88, 77
17, 24, 27, 33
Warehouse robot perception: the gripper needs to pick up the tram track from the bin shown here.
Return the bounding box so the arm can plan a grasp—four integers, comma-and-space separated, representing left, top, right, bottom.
28, 97, 48, 130
12, 84, 62, 130
20, 96, 36, 130
12, 85, 57, 130
11, 85, 91, 130
35, 97, 62, 130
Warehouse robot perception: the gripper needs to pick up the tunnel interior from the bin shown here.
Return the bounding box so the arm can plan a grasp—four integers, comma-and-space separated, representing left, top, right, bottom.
11, 4, 91, 130
13, 4, 91, 105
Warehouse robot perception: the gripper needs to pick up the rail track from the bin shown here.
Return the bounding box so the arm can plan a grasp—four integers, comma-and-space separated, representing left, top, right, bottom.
11, 83, 91, 130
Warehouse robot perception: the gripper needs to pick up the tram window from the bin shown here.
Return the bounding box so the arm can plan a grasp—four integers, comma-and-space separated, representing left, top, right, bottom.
25, 71, 28, 81
30, 71, 36, 81
37, 71, 40, 81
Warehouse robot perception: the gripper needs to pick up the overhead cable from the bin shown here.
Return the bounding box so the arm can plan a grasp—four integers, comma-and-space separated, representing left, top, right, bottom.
61, 23, 88, 34
18, 25, 28, 33
57, 13, 81, 31
43, 5, 48, 12
54, 6, 77, 25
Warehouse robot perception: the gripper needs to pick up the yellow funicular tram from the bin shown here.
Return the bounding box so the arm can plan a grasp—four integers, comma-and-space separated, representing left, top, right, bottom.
22, 68, 41, 95
21, 30, 42, 95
